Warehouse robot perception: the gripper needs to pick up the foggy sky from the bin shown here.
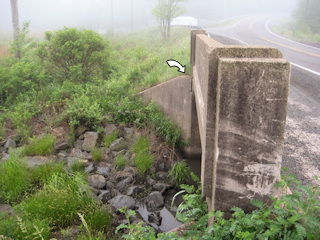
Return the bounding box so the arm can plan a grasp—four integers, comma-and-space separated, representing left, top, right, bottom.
0, 0, 298, 32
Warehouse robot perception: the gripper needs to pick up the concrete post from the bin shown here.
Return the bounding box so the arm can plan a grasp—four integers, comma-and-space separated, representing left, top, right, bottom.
191, 31, 290, 214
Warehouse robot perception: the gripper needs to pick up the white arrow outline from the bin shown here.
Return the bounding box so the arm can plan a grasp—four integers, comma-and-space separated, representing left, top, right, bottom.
166, 60, 186, 73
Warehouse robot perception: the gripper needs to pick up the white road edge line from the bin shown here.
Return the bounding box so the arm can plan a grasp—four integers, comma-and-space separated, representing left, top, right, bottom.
291, 62, 320, 76
265, 18, 320, 51
207, 31, 248, 45
208, 31, 320, 76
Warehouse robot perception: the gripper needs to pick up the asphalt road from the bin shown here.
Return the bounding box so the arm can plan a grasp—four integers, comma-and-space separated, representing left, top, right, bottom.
205, 16, 320, 186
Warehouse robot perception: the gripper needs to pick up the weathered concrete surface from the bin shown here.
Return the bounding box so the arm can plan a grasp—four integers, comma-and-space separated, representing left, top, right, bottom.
140, 75, 201, 158
192, 32, 287, 200
214, 58, 290, 212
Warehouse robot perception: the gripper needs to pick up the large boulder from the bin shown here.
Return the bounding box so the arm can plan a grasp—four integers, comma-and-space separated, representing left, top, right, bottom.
87, 174, 106, 189
82, 132, 98, 151
109, 137, 126, 151
109, 194, 136, 211
146, 191, 164, 212
4, 138, 16, 150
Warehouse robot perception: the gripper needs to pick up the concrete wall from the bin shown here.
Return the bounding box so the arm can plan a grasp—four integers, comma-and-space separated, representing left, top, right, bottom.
140, 30, 290, 217
140, 75, 201, 158
191, 31, 290, 214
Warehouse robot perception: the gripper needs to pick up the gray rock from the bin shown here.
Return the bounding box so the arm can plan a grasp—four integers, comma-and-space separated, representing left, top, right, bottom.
148, 212, 162, 226
157, 162, 166, 171
4, 138, 16, 150
110, 137, 126, 151
1, 153, 9, 161
106, 181, 115, 189
83, 151, 93, 160
57, 151, 68, 159
66, 157, 79, 167
146, 191, 164, 212
124, 166, 136, 175
87, 174, 106, 189
97, 163, 111, 178
70, 148, 86, 159
0, 204, 13, 216
98, 190, 113, 203
116, 176, 133, 190
105, 124, 117, 136
153, 183, 170, 193
109, 194, 136, 211
126, 185, 143, 196
55, 141, 69, 151
156, 172, 167, 181
26, 156, 53, 168
85, 163, 95, 174
75, 126, 88, 137
74, 139, 84, 149
146, 178, 156, 186
82, 132, 98, 151
124, 127, 133, 139
112, 149, 127, 157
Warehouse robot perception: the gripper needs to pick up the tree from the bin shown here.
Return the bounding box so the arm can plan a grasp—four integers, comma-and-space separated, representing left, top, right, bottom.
294, 0, 320, 34
10, 0, 21, 59
152, 0, 188, 40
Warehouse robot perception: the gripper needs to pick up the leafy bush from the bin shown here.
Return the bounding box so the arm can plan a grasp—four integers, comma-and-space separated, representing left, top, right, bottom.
22, 134, 55, 156
167, 160, 191, 186
8, 100, 40, 142
112, 97, 146, 125
37, 27, 110, 83
0, 58, 47, 106
0, 155, 31, 204
64, 94, 104, 131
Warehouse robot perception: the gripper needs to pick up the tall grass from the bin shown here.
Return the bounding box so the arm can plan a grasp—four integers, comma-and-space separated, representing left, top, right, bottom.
22, 134, 55, 156
0, 155, 31, 204
131, 136, 154, 177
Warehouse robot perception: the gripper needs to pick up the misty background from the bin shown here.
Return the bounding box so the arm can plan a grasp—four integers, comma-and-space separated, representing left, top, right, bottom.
1, 0, 298, 33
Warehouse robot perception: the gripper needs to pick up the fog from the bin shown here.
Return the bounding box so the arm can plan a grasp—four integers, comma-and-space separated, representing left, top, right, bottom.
0, 0, 298, 33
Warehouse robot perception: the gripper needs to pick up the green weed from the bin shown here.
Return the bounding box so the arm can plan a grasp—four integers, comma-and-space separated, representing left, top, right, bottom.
22, 134, 55, 156
29, 161, 65, 188
18, 172, 93, 228
104, 130, 118, 147
131, 136, 153, 177
0, 155, 31, 204
115, 154, 127, 170
167, 160, 191, 186
91, 148, 104, 162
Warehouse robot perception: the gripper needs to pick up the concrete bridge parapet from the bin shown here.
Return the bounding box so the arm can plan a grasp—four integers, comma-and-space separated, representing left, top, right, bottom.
141, 30, 291, 215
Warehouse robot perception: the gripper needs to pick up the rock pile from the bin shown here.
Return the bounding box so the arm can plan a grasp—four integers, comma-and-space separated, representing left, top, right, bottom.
0, 124, 182, 232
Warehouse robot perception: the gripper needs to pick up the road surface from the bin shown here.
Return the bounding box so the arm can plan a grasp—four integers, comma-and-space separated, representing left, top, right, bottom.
206, 16, 320, 186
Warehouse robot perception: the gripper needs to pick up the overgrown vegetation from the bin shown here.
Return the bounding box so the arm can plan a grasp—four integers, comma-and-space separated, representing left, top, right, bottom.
116, 171, 320, 239
131, 136, 154, 177
21, 134, 55, 156
1, 24, 319, 239
167, 160, 191, 186
273, 0, 320, 43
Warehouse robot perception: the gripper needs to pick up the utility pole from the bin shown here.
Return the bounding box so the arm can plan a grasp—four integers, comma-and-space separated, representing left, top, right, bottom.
10, 0, 21, 59
131, 0, 133, 32
110, 0, 114, 31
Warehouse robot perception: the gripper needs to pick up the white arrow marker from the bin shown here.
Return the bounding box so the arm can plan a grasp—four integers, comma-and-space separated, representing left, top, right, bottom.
166, 60, 186, 73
